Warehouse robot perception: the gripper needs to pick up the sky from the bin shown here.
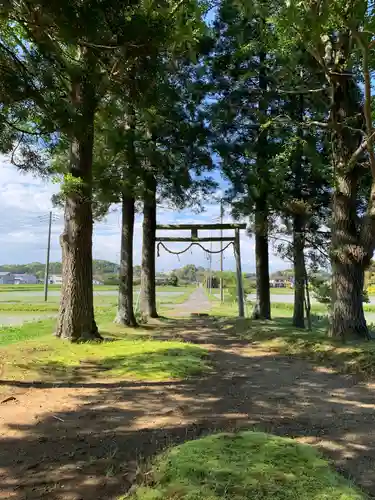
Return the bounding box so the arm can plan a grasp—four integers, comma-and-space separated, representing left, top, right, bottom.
0, 155, 288, 273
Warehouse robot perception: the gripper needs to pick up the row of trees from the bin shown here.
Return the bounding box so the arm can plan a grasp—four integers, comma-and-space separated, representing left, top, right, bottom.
3, 0, 375, 341
1, 0, 214, 340
204, 0, 375, 340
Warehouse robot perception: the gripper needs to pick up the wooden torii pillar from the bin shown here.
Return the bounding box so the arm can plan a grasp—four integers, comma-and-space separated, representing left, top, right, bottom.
156, 223, 246, 318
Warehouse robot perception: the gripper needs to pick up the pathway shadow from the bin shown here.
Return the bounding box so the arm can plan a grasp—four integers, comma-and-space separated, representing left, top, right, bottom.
1, 335, 375, 499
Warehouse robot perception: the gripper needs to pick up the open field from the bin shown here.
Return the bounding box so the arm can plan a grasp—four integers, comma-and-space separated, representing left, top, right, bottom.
0, 284, 194, 293
0, 287, 192, 316
211, 290, 375, 316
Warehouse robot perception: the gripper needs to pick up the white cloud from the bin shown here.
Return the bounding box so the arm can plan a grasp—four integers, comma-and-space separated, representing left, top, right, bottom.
0, 156, 289, 272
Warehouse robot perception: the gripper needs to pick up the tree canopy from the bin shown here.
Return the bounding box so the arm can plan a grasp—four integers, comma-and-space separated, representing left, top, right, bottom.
3, 0, 375, 340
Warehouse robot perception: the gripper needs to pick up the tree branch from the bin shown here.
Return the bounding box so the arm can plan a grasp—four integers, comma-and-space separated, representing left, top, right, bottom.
347, 130, 375, 170
277, 86, 327, 95
170, 0, 191, 15
304, 236, 330, 259
354, 31, 375, 178
304, 120, 329, 128
4, 118, 44, 136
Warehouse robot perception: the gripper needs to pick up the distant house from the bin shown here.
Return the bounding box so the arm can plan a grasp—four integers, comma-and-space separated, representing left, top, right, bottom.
155, 277, 169, 286
269, 276, 293, 288
49, 275, 63, 285
14, 274, 38, 285
0, 272, 14, 285
49, 275, 104, 286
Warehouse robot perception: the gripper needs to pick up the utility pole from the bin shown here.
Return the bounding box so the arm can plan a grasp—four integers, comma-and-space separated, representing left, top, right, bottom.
220, 201, 224, 303
44, 211, 52, 302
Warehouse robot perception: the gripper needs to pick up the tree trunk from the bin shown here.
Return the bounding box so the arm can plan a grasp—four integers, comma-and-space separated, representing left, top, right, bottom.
252, 42, 271, 321
330, 172, 369, 340
56, 60, 100, 342
329, 75, 370, 340
330, 258, 368, 340
56, 136, 100, 341
140, 175, 158, 318
115, 194, 137, 327
252, 202, 271, 320
293, 214, 305, 328
290, 91, 306, 329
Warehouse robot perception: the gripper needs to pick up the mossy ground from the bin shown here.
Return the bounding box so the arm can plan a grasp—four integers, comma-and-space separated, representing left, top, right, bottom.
125, 431, 365, 500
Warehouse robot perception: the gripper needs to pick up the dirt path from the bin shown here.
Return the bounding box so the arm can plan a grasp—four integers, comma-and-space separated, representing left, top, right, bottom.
1, 291, 375, 499
169, 286, 211, 316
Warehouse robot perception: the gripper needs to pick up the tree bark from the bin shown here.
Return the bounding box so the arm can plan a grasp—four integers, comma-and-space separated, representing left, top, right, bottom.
327, 69, 371, 340
330, 256, 367, 340
290, 92, 306, 329
292, 217, 305, 329
56, 136, 100, 341
252, 202, 271, 320
115, 194, 137, 326
140, 175, 158, 318
252, 40, 271, 321
330, 171, 369, 340
55, 56, 100, 342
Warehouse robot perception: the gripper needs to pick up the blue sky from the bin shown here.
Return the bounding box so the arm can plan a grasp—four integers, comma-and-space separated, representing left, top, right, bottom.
0, 156, 288, 272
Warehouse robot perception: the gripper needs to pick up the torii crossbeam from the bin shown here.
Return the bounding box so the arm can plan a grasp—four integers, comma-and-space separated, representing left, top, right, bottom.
156, 223, 247, 318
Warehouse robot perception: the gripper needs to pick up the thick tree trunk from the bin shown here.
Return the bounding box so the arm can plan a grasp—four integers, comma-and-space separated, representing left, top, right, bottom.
329, 75, 370, 340
56, 61, 100, 342
330, 172, 369, 340
140, 175, 158, 318
330, 258, 367, 340
115, 195, 137, 327
293, 214, 305, 329
56, 136, 100, 341
252, 202, 271, 320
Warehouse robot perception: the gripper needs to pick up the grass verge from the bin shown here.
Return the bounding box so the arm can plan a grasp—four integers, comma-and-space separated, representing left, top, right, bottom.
0, 303, 60, 312
242, 319, 375, 378
124, 431, 365, 500
0, 315, 210, 385
207, 295, 375, 379
0, 318, 56, 346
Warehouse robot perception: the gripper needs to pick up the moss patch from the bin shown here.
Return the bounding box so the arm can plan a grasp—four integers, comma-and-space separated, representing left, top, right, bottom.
125, 431, 365, 500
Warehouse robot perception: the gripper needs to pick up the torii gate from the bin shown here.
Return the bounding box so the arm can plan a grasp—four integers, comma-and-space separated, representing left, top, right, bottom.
155, 223, 247, 317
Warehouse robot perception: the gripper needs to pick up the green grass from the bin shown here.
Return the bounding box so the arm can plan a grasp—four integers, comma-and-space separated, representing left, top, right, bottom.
0, 303, 60, 312
0, 318, 56, 346
124, 431, 365, 500
208, 296, 375, 315
0, 313, 210, 385
240, 319, 375, 378
206, 294, 375, 378
0, 284, 194, 294
0, 285, 60, 293
0, 287, 193, 320
206, 299, 297, 318
269, 287, 294, 294
0, 284, 118, 292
